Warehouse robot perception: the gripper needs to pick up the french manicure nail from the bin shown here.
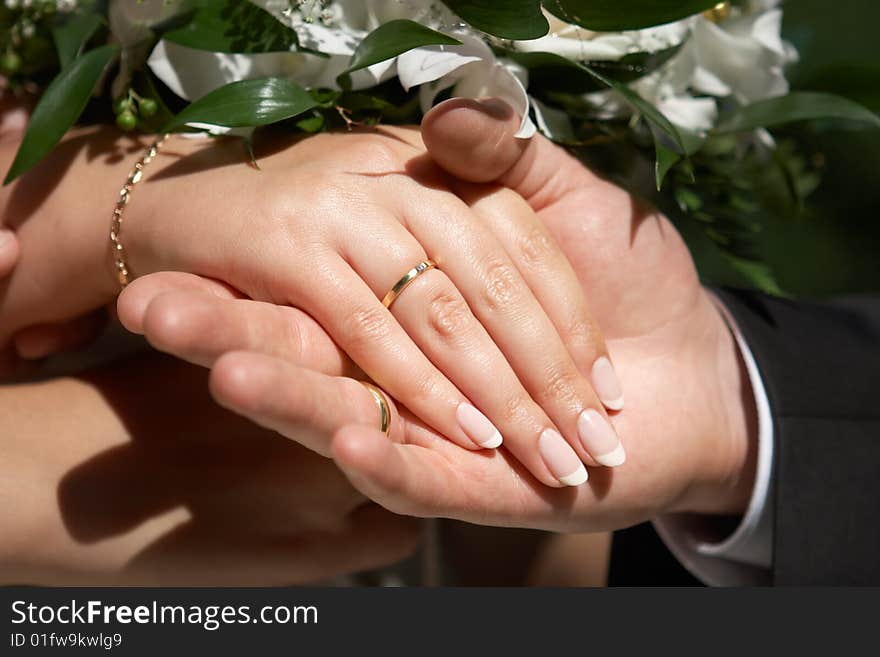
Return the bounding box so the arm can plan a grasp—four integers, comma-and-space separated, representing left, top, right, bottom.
592, 356, 624, 411
456, 403, 503, 449
577, 409, 626, 467
539, 429, 588, 486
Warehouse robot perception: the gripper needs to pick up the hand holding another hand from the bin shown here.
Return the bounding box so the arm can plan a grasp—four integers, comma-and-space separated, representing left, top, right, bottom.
121, 99, 758, 532
1, 122, 625, 488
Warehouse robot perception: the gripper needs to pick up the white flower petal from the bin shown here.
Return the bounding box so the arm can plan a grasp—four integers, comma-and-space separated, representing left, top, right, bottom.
750, 9, 786, 56
691, 65, 732, 97
183, 123, 256, 139
513, 12, 692, 62
657, 96, 717, 132
398, 46, 482, 91
294, 22, 363, 56
148, 40, 311, 100
690, 16, 790, 103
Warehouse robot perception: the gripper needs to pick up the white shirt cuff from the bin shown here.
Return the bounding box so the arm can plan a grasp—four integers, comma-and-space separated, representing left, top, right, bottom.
653, 294, 774, 586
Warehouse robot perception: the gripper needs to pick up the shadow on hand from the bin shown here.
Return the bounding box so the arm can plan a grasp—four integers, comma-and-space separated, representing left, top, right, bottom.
3, 128, 145, 230
55, 354, 360, 578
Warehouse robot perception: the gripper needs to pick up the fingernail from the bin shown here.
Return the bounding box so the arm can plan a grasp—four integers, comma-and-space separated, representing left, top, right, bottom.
456, 403, 503, 449
577, 409, 626, 467
539, 429, 588, 486
591, 356, 624, 411
0, 228, 14, 249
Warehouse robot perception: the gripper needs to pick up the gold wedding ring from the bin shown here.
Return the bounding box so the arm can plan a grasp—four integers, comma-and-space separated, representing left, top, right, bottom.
381, 260, 437, 309
361, 382, 392, 437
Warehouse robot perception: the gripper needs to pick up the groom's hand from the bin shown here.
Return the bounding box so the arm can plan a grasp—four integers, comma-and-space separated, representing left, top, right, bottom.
331, 99, 759, 527
120, 102, 758, 532
428, 98, 760, 515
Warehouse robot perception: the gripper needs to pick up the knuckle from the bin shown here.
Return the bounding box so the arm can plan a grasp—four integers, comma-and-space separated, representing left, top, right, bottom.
351, 137, 404, 173
501, 394, 533, 426
517, 225, 555, 268
564, 314, 601, 353
540, 363, 582, 405
274, 307, 305, 361
342, 306, 393, 350
481, 260, 521, 311
426, 287, 474, 341
411, 373, 444, 406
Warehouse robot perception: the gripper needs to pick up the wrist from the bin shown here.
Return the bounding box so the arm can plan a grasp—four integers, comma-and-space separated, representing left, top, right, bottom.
0, 128, 153, 337
122, 134, 243, 280
680, 291, 759, 516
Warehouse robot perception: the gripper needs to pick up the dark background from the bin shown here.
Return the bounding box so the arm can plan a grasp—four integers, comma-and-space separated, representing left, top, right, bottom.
701, 0, 880, 296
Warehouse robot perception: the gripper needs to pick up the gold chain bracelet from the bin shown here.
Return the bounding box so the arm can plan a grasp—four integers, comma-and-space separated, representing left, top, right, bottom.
110, 134, 169, 290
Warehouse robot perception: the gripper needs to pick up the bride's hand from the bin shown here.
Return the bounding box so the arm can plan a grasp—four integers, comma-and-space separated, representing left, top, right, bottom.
1, 126, 624, 487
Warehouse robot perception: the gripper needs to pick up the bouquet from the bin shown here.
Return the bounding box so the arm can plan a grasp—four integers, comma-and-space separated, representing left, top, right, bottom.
2, 0, 878, 290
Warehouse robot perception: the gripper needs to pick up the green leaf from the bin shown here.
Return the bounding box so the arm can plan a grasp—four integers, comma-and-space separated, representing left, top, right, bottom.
345, 20, 460, 75
164, 0, 297, 53
441, 0, 548, 40
714, 92, 880, 134
725, 255, 785, 296
162, 78, 318, 131
52, 11, 104, 68
4, 45, 119, 185
655, 142, 682, 191
581, 64, 691, 189
590, 44, 684, 84
543, 0, 718, 31
505, 44, 682, 96
504, 51, 604, 94
583, 66, 686, 152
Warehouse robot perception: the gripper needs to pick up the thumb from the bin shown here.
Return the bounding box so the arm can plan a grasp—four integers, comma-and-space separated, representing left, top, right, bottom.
422, 97, 594, 209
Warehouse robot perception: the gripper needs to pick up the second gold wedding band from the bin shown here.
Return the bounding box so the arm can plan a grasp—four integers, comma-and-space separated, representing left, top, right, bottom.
382, 260, 437, 309
361, 383, 392, 437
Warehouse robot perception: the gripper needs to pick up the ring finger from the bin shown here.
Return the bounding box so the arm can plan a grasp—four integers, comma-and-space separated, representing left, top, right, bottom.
346, 218, 588, 487
396, 186, 624, 469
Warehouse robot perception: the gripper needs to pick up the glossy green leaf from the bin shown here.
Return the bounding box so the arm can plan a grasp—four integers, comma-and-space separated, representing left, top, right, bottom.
543, 0, 718, 31
715, 92, 880, 134
505, 45, 682, 96
441, 0, 548, 40
164, 0, 297, 53
504, 51, 604, 94
345, 20, 460, 75
593, 44, 684, 84
52, 11, 104, 68
4, 45, 119, 185
162, 78, 317, 131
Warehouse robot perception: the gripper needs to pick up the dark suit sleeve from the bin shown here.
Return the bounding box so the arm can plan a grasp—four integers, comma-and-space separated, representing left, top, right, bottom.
715, 289, 880, 585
